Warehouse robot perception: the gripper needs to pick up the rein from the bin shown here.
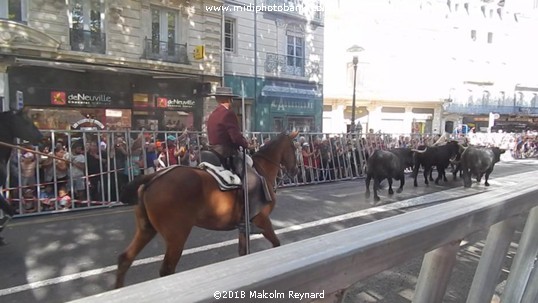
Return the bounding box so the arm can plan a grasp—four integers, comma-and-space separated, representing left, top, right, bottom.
252, 152, 281, 170
0, 140, 71, 163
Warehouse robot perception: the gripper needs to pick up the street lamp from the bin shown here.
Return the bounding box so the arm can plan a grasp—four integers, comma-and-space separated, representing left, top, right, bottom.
347, 45, 365, 133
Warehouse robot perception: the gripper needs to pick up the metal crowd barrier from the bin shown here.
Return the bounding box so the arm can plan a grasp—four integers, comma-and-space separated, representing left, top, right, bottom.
69, 170, 538, 303
1, 130, 533, 217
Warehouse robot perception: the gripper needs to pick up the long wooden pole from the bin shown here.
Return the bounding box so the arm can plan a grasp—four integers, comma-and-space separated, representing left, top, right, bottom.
0, 141, 71, 163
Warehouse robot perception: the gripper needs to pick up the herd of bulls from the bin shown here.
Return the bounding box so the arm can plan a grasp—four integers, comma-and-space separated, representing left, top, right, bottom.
364, 140, 506, 202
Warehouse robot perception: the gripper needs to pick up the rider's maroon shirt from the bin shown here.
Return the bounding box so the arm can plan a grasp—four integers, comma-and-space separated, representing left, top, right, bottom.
206, 105, 248, 149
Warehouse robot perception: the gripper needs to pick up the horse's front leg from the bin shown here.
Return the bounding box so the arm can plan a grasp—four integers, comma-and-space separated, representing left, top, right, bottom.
253, 213, 280, 248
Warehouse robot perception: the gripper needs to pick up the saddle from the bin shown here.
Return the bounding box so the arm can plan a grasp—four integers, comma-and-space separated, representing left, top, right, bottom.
199, 150, 274, 220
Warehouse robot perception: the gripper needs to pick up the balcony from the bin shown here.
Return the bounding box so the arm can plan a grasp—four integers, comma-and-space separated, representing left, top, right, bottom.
142, 38, 189, 65
445, 103, 538, 116
69, 28, 106, 54
264, 0, 324, 23
265, 53, 320, 78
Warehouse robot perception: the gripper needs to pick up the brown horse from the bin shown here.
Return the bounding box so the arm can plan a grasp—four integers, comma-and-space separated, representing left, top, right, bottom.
115, 132, 299, 288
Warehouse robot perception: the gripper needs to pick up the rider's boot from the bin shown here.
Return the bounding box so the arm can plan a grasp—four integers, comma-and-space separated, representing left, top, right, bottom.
237, 221, 264, 235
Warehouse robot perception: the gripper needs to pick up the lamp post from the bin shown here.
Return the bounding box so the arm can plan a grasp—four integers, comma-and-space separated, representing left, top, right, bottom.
347, 45, 364, 133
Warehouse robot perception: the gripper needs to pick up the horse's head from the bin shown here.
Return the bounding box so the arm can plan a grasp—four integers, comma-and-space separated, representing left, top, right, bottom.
278, 131, 299, 178
0, 109, 43, 144
254, 131, 299, 178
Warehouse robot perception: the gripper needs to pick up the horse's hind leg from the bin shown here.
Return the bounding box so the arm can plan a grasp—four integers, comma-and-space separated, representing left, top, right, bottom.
159, 226, 192, 277
115, 206, 156, 288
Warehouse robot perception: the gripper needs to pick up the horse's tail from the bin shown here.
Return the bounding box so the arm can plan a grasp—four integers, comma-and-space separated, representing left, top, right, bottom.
119, 174, 155, 205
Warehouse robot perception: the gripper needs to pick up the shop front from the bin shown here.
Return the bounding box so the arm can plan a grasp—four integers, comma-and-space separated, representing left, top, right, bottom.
9, 66, 133, 131
131, 78, 202, 132
9, 66, 205, 132
258, 80, 323, 132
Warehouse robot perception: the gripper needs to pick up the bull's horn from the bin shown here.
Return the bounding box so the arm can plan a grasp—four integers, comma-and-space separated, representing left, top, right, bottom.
458, 143, 468, 150
411, 147, 427, 153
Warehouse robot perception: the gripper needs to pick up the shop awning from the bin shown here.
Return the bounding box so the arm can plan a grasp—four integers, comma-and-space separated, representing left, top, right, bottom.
261, 84, 321, 99
13, 58, 208, 80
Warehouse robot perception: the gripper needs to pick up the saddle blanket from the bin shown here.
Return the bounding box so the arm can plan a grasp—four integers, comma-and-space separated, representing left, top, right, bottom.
198, 162, 241, 191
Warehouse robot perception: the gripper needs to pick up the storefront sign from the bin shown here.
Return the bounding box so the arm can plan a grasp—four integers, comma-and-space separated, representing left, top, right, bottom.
72, 118, 105, 130
51, 91, 113, 106
271, 99, 314, 112
156, 97, 196, 109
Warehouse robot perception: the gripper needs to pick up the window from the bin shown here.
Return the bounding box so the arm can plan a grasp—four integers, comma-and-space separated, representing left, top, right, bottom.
482, 90, 490, 105
487, 32, 493, 44
470, 30, 477, 41
498, 91, 506, 106
224, 18, 235, 52
0, 0, 27, 22
150, 6, 183, 57
286, 25, 304, 73
69, 0, 105, 53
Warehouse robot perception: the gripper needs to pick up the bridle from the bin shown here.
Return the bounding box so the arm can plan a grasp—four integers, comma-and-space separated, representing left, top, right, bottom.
252, 136, 297, 174
252, 153, 281, 170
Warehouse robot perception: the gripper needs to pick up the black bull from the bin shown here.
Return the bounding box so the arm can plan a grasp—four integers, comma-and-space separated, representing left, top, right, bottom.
365, 148, 414, 202
459, 146, 505, 187
412, 141, 460, 187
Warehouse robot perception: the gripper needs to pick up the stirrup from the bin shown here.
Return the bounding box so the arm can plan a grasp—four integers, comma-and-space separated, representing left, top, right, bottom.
237, 222, 264, 235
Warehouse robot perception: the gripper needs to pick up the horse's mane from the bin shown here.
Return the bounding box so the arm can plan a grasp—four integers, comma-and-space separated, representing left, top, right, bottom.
255, 133, 287, 154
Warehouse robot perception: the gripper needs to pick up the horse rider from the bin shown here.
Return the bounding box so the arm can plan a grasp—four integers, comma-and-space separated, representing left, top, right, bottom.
206, 87, 273, 231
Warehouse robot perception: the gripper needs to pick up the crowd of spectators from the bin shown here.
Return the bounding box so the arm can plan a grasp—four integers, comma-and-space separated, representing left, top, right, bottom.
4, 129, 538, 215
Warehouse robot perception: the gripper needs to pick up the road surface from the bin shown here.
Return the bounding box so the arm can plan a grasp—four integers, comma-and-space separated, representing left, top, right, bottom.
0, 158, 536, 303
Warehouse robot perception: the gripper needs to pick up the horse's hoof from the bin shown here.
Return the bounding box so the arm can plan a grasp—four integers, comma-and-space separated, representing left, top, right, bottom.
396, 188, 403, 193
388, 189, 394, 195
485, 182, 490, 186
374, 196, 380, 202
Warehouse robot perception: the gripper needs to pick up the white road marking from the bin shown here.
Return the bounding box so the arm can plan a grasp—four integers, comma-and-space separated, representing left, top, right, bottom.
0, 186, 482, 297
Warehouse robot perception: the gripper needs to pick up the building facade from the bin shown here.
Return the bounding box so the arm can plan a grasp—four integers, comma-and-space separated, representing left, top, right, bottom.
222, 0, 324, 133
323, 0, 538, 135
0, 0, 223, 132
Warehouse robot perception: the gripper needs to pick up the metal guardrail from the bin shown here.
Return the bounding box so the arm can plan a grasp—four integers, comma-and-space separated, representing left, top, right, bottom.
69, 170, 538, 303
2, 129, 533, 218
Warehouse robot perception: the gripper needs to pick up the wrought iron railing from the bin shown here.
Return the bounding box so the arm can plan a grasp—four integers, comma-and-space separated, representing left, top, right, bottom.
69, 28, 106, 54
265, 53, 320, 77
264, 0, 324, 22
445, 103, 538, 115
142, 38, 189, 65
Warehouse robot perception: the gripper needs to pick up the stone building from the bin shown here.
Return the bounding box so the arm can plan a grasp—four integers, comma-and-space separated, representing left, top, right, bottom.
222, 0, 324, 132
0, 0, 223, 132
323, 0, 538, 135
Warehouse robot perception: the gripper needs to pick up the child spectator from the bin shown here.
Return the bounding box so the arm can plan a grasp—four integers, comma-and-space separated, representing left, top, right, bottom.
145, 143, 157, 174
39, 185, 55, 211
20, 144, 37, 190
69, 141, 87, 201
57, 187, 72, 210
21, 189, 36, 213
